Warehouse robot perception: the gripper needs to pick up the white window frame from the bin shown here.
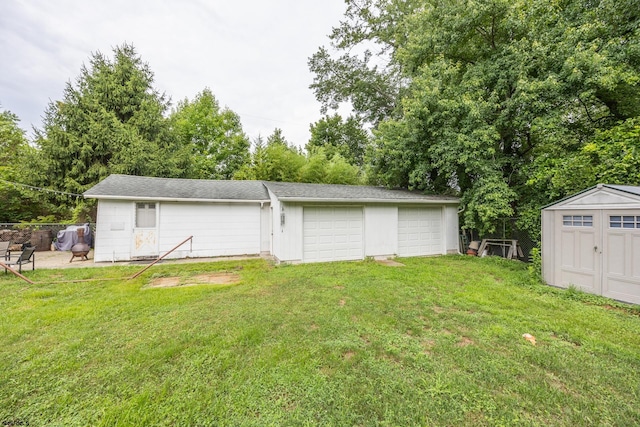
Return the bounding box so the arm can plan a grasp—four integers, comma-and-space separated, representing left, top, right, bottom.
609, 215, 640, 229
135, 202, 157, 228
562, 215, 593, 227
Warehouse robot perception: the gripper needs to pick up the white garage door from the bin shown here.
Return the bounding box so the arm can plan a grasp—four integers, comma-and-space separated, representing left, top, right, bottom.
303, 207, 363, 263
398, 207, 442, 257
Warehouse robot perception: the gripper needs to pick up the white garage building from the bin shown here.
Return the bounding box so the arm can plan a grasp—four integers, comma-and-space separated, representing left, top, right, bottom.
84, 175, 460, 264
542, 184, 640, 304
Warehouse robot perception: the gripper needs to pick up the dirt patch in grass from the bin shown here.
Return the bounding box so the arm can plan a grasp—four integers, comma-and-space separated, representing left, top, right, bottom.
149, 277, 181, 287
457, 337, 475, 347
376, 259, 405, 267
343, 351, 355, 360
432, 306, 446, 314
146, 272, 241, 288
422, 339, 435, 355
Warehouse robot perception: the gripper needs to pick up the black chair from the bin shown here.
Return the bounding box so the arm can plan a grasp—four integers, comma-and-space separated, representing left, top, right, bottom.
0, 241, 9, 261
4, 246, 36, 273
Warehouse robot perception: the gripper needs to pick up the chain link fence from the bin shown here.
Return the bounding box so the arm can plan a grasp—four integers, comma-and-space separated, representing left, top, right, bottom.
461, 218, 538, 262
0, 223, 95, 251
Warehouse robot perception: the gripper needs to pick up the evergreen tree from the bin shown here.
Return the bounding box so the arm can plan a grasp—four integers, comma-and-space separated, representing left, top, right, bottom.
34, 44, 192, 196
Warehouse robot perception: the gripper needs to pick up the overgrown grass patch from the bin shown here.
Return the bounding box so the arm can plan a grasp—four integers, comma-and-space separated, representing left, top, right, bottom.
1, 256, 639, 426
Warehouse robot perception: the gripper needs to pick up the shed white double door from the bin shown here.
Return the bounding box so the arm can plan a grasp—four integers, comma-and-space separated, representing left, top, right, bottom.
558, 210, 640, 304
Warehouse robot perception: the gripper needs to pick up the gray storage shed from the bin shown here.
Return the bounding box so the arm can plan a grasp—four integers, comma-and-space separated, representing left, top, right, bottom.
542, 184, 640, 304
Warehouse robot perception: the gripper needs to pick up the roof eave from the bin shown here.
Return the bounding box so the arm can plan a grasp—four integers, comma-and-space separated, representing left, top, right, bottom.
84, 194, 269, 203
277, 197, 459, 204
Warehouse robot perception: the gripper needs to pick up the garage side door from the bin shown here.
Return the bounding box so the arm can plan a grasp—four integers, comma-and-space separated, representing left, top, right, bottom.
603, 213, 640, 304
303, 207, 363, 263
398, 207, 442, 257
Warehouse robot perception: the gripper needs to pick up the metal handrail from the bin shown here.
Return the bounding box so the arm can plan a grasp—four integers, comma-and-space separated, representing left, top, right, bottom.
129, 236, 194, 279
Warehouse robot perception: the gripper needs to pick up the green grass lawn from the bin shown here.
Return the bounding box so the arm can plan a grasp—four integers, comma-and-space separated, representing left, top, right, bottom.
1, 256, 639, 426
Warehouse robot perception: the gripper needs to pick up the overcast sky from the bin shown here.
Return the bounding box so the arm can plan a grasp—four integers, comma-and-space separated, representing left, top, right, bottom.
0, 0, 346, 147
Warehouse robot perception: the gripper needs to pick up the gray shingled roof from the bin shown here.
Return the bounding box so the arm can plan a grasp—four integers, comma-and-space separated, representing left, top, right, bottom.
84, 174, 459, 204
84, 174, 269, 201
263, 181, 459, 203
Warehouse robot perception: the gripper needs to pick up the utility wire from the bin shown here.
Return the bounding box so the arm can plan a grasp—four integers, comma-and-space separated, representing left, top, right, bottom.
0, 179, 83, 198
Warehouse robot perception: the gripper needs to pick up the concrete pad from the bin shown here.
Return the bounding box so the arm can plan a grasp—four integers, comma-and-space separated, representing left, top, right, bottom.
22, 250, 263, 270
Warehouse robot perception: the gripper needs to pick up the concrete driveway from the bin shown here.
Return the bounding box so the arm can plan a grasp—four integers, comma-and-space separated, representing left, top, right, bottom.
15, 250, 261, 270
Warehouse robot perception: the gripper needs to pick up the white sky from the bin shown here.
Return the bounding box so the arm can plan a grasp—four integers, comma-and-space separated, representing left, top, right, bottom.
0, 0, 346, 147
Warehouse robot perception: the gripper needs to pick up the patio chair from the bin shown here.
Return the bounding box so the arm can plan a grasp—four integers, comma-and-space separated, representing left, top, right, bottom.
0, 241, 9, 261
4, 246, 36, 274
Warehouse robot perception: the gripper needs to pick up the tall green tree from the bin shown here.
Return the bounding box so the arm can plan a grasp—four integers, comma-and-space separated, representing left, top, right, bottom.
234, 130, 305, 182
236, 131, 363, 185
171, 89, 250, 179
0, 108, 26, 165
299, 148, 363, 185
34, 44, 191, 196
311, 0, 640, 234
307, 114, 370, 166
308, 0, 421, 125
0, 108, 56, 221
260, 129, 306, 182
545, 117, 640, 195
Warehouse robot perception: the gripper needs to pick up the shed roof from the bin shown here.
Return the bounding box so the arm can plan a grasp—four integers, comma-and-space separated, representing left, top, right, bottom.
84, 174, 459, 205
605, 184, 640, 197
543, 184, 640, 210
83, 174, 270, 202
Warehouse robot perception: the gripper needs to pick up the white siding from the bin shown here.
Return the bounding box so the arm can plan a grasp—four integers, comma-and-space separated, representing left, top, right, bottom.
272, 201, 458, 263
271, 201, 304, 262
364, 206, 398, 257
260, 203, 271, 253
158, 202, 261, 259
267, 190, 283, 260
444, 206, 460, 254
93, 200, 134, 262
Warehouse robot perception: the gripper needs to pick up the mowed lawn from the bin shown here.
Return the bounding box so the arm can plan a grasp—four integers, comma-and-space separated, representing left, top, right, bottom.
1, 256, 639, 426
